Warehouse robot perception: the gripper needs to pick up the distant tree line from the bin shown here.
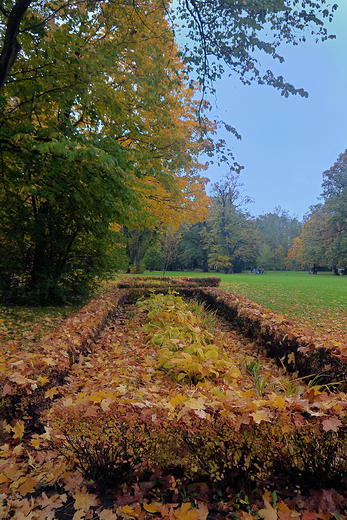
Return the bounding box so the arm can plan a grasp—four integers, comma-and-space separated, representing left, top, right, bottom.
123, 172, 303, 274
125, 148, 347, 276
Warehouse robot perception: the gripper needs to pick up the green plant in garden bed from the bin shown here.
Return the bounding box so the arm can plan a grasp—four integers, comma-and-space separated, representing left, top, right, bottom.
137, 291, 239, 383
245, 358, 271, 396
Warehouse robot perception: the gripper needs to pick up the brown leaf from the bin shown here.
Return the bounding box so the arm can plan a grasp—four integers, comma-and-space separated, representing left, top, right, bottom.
258, 500, 277, 520
17, 476, 37, 495
322, 416, 342, 432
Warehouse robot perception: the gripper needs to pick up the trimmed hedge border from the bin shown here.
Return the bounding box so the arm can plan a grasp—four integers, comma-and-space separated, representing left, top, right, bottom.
4, 276, 346, 425
118, 278, 347, 391
117, 275, 221, 289
182, 287, 347, 390
0, 287, 129, 423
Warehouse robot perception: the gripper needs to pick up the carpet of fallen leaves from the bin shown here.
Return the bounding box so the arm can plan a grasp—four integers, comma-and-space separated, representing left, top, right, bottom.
2, 288, 347, 519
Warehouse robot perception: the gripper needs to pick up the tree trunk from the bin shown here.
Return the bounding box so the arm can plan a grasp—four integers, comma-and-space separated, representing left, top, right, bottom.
0, 0, 32, 91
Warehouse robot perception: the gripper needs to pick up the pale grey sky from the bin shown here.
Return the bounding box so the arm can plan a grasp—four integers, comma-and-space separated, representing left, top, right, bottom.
203, 3, 347, 221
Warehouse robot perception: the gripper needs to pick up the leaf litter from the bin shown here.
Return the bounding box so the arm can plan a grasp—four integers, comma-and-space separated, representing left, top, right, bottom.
1, 290, 347, 519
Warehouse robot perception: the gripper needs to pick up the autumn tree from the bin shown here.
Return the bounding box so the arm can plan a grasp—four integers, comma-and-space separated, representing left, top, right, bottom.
299, 150, 347, 272
320, 149, 347, 270
0, 2, 211, 302
285, 236, 303, 270
158, 226, 182, 277
0, 0, 337, 95
298, 204, 330, 270
203, 172, 259, 273
0, 0, 338, 301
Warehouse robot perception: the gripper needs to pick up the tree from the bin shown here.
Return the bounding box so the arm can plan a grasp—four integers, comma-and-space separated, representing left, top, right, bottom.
300, 150, 347, 272
0, 2, 211, 302
256, 207, 302, 270
0, 0, 337, 95
122, 227, 157, 273
178, 221, 209, 272
0, 0, 338, 301
285, 236, 303, 270
321, 149, 347, 270
299, 204, 331, 270
203, 172, 259, 273
159, 226, 182, 276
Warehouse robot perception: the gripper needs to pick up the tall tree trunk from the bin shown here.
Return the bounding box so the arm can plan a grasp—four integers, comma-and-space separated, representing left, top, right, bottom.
0, 0, 32, 91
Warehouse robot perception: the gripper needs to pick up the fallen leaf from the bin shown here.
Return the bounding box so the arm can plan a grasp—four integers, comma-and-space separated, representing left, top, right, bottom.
143, 502, 160, 514
17, 476, 37, 495
45, 387, 60, 399
322, 416, 342, 432
258, 500, 277, 520
99, 509, 118, 520
12, 420, 25, 440
73, 487, 99, 511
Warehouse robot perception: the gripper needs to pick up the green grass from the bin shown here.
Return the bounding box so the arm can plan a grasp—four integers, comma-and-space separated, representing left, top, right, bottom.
149, 270, 347, 332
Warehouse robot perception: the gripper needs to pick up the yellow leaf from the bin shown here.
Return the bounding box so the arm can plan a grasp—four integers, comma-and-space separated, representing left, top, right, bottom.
173, 502, 199, 520
262, 491, 272, 502
143, 502, 160, 513
0, 473, 10, 484
121, 504, 140, 517
251, 410, 271, 424
45, 387, 59, 399
88, 390, 107, 402
227, 366, 241, 379
12, 420, 25, 440
37, 376, 50, 385
73, 487, 99, 511
269, 394, 286, 411
205, 349, 218, 360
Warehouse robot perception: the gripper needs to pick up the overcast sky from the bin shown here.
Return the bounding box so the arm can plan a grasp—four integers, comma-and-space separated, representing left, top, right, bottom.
201, 2, 347, 221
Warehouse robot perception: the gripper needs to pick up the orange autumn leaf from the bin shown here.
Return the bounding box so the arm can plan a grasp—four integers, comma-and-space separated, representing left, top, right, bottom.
172, 502, 199, 520
17, 476, 37, 495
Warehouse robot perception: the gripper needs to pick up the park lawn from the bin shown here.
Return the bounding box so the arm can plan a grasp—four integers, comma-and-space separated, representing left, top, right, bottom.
158, 271, 347, 334
1, 271, 346, 351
